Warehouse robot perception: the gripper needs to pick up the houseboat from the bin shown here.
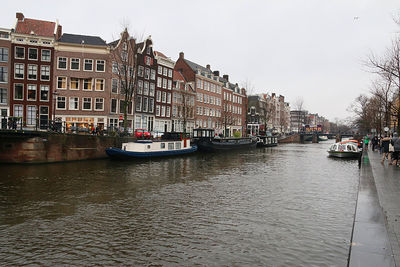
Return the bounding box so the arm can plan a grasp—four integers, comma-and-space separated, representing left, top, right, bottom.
256, 132, 278, 147
192, 128, 257, 152
106, 132, 197, 159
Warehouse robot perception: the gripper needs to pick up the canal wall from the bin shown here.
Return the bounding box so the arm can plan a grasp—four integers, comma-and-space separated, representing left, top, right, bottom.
0, 131, 134, 163
278, 134, 301, 143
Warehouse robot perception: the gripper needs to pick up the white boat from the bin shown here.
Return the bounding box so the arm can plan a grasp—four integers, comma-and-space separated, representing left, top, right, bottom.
106, 132, 197, 159
327, 141, 361, 158
318, 135, 328, 141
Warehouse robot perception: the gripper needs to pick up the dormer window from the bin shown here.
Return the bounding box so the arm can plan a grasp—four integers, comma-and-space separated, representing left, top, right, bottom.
147, 46, 151, 55
122, 42, 127, 51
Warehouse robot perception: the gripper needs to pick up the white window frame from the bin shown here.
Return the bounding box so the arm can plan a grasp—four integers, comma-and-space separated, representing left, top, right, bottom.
40, 65, 50, 81
15, 46, 25, 59
57, 57, 67, 70
28, 48, 38, 60
56, 96, 67, 110
14, 83, 24, 100
71, 77, 80, 90
27, 84, 37, 101
57, 76, 67, 90
70, 58, 80, 70
82, 97, 92, 110
26, 105, 37, 126
40, 85, 49, 101
96, 60, 105, 72
14, 63, 24, 79
0, 47, 9, 62
41, 49, 51, 62
69, 97, 79, 110
84, 59, 93, 71
27, 64, 37, 80
94, 98, 104, 111
95, 78, 105, 91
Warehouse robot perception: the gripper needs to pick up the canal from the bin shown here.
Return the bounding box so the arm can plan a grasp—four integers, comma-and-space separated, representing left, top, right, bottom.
0, 141, 360, 266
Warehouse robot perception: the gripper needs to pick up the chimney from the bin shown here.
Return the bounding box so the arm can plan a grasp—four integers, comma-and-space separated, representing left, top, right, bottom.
16, 12, 24, 21
179, 52, 184, 59
223, 74, 229, 81
206, 64, 210, 70
56, 25, 62, 40
213, 70, 220, 76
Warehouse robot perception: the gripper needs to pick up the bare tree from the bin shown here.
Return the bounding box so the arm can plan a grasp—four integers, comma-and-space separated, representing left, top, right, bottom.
220, 103, 235, 137
109, 28, 138, 134
293, 97, 305, 132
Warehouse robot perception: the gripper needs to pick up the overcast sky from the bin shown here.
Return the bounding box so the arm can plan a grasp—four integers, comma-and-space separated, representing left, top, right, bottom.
2, 0, 399, 121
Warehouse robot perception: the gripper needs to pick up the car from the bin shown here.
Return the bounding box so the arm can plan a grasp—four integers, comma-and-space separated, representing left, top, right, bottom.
134, 129, 151, 139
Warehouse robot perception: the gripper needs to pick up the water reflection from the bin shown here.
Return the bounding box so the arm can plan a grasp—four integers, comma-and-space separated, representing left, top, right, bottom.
0, 141, 359, 266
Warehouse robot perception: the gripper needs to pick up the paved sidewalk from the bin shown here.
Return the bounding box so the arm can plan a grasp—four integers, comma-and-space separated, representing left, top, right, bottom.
367, 150, 400, 266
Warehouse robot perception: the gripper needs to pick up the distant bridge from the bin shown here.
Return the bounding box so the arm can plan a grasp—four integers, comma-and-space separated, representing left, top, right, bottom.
279, 133, 354, 144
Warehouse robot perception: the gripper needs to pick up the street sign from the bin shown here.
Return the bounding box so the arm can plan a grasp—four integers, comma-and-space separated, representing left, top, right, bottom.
119, 115, 123, 121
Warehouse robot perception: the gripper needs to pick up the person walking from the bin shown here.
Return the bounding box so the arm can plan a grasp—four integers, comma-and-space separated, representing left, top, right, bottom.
372, 136, 378, 151
364, 136, 370, 151
381, 134, 391, 164
391, 132, 400, 166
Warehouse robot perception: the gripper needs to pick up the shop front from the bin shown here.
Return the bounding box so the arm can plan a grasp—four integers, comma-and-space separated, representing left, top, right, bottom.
58, 116, 107, 134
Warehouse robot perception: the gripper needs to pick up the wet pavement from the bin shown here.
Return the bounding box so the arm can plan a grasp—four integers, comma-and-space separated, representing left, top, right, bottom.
366, 150, 400, 266
349, 152, 395, 266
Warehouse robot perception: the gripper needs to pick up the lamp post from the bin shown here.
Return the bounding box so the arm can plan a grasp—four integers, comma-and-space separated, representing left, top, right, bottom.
52, 90, 59, 130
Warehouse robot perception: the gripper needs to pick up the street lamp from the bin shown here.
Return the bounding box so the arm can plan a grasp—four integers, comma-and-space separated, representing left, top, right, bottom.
53, 90, 59, 130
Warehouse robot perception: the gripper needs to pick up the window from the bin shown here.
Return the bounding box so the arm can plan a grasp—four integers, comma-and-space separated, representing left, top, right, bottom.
145, 56, 151, 65
145, 68, 150, 79
14, 84, 23, 100
15, 47, 24, 59
119, 100, 124, 114
83, 97, 92, 110
40, 65, 50, 81
150, 69, 155, 80
69, 97, 79, 110
166, 106, 171, 117
96, 60, 105, 72
57, 96, 66, 109
158, 66, 162, 75
70, 58, 80, 70
136, 96, 142, 111
28, 48, 38, 60
0, 88, 7, 104
163, 67, 167, 76
167, 93, 171, 104
167, 80, 172, 90
0, 48, 8, 62
157, 77, 162, 87
95, 79, 104, 91
162, 92, 166, 103
26, 65, 37, 80
27, 106, 37, 126
40, 85, 49, 101
69, 78, 79, 90
149, 83, 155, 96
57, 77, 67, 89
14, 104, 23, 119
39, 106, 49, 129
121, 51, 127, 61
149, 98, 154, 113
112, 78, 118, 93
95, 98, 104, 110
137, 80, 143, 94
27, 84, 37, 101
168, 69, 172, 78
147, 46, 151, 55
83, 79, 92, 90
0, 66, 8, 83
111, 99, 117, 113
161, 105, 165, 117
112, 62, 118, 74
58, 57, 67, 69
14, 63, 24, 79
143, 81, 149, 95
143, 97, 148, 112
156, 105, 160, 116
41, 49, 51, 62
162, 78, 167, 89
156, 91, 161, 102
84, 59, 93, 71
138, 66, 144, 77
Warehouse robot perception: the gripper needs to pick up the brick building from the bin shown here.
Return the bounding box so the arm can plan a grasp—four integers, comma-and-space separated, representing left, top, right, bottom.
54, 33, 110, 132
10, 13, 61, 129
175, 52, 223, 134
0, 28, 11, 129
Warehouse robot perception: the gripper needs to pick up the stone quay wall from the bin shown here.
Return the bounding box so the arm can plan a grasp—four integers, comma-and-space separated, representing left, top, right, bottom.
0, 131, 133, 163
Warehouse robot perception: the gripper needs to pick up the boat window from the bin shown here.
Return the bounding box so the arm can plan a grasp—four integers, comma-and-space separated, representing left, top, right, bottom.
175, 142, 181, 149
161, 143, 165, 149
193, 131, 198, 138
338, 144, 346, 150
332, 145, 337, 150
168, 143, 174, 150
147, 145, 151, 149
347, 145, 352, 151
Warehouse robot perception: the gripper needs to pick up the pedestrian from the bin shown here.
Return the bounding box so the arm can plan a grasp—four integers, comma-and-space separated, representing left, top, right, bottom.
391, 132, 400, 167
364, 136, 370, 151
381, 134, 391, 164
372, 136, 378, 151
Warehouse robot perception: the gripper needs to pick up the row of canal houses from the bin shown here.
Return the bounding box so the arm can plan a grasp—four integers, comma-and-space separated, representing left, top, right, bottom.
0, 13, 248, 137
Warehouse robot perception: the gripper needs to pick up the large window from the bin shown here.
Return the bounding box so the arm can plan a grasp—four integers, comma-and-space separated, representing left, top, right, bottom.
71, 78, 80, 90
14, 84, 23, 100
150, 69, 155, 80
143, 81, 149, 95
136, 96, 142, 111
27, 84, 37, 101
143, 97, 148, 112
40, 85, 49, 101
95, 98, 104, 111
58, 57, 67, 69
111, 98, 117, 113
56, 96, 66, 109
96, 60, 105, 72
14, 104, 23, 119
14, 63, 24, 79
82, 97, 91, 110
111, 78, 118, 93
0, 88, 7, 104
144, 68, 150, 79
95, 79, 104, 91
69, 97, 79, 110
149, 98, 154, 113
28, 48, 38, 60
27, 106, 37, 126
84, 59, 93, 71
28, 65, 37, 80
83, 79, 92, 90
138, 66, 144, 77
119, 100, 124, 114
57, 77, 67, 89
41, 49, 51, 62
0, 47, 8, 62
40, 65, 50, 81
137, 80, 143, 94
39, 106, 49, 129
149, 83, 155, 96
0, 66, 7, 83
157, 77, 162, 87
15, 47, 24, 59
70, 58, 80, 70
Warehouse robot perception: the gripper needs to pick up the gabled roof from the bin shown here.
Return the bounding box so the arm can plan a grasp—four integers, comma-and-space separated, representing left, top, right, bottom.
15, 18, 56, 37
184, 59, 212, 75
58, 33, 107, 46
173, 70, 185, 82
154, 51, 167, 58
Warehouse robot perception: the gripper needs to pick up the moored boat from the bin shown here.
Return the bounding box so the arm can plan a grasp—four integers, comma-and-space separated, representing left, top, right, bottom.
192, 128, 257, 152
318, 135, 328, 142
327, 141, 361, 158
256, 132, 278, 147
106, 132, 197, 159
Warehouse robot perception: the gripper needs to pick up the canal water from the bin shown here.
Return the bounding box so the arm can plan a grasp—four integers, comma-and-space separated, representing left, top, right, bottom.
0, 141, 360, 266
